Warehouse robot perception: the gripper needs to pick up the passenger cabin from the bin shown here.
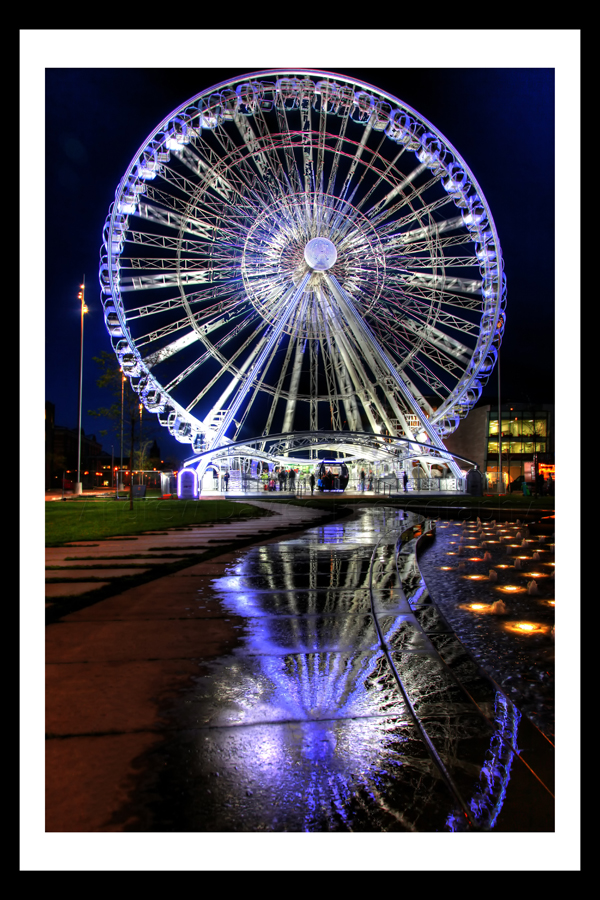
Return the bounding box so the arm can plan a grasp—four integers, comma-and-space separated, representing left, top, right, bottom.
316, 460, 349, 492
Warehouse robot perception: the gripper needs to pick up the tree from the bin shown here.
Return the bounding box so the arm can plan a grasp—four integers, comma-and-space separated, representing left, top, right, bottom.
88, 351, 152, 463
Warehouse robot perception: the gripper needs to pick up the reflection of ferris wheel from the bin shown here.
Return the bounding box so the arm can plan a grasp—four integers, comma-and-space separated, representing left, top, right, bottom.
100, 70, 505, 473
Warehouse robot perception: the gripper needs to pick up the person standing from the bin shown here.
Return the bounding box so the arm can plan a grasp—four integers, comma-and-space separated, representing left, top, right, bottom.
360, 469, 366, 492
368, 470, 373, 491
289, 468, 296, 493
536, 471, 545, 497
403, 470, 408, 493
223, 470, 229, 492
309, 472, 315, 496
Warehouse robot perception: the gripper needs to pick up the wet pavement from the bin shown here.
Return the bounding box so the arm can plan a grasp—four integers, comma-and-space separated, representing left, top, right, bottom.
64, 505, 553, 833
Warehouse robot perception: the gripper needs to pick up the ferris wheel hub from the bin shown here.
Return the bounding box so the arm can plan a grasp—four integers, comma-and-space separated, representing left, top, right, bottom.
304, 237, 338, 271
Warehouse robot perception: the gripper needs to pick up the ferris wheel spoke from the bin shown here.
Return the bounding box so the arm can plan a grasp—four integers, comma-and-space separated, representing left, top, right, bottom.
375, 294, 479, 338
207, 272, 312, 447
184, 313, 272, 415
325, 273, 458, 453
386, 254, 479, 270
387, 230, 474, 253
367, 171, 444, 229
338, 119, 374, 204
300, 97, 315, 194
175, 139, 243, 204
139, 304, 250, 365
162, 311, 257, 394
314, 301, 342, 431
387, 282, 483, 313
232, 115, 291, 209
373, 311, 470, 375
377, 197, 458, 242
351, 143, 408, 215
320, 285, 395, 434
233, 329, 292, 441
274, 102, 303, 194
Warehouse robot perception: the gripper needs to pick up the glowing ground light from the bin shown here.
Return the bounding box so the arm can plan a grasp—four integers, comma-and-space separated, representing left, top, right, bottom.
547, 600, 556, 606
440, 566, 453, 570
498, 585, 522, 593
506, 621, 546, 635
466, 575, 486, 580
470, 603, 487, 609
469, 557, 483, 561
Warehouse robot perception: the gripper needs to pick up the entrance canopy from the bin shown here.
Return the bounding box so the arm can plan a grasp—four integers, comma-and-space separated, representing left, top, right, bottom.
183, 430, 477, 474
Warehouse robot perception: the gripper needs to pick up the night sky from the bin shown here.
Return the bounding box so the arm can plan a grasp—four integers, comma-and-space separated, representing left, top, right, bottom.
42, 54, 559, 466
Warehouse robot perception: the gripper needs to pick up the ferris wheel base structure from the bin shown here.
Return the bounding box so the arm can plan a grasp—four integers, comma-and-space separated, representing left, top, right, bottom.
181, 429, 477, 494
100, 71, 505, 495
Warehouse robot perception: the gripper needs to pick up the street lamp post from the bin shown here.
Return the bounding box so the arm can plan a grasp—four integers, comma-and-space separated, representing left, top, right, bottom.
118, 368, 124, 497
74, 278, 88, 496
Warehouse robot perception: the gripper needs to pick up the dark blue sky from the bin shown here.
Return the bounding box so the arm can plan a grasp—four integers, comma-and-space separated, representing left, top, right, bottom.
44, 64, 556, 464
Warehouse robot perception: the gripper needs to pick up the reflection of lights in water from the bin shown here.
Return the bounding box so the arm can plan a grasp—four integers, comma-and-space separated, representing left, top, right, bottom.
447, 692, 520, 831
205, 508, 523, 830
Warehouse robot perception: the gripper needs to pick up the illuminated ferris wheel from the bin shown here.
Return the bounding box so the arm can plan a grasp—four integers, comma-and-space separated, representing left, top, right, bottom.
99, 70, 505, 475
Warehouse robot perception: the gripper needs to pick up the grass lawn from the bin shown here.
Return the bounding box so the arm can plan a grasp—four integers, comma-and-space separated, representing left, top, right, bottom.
45, 498, 272, 546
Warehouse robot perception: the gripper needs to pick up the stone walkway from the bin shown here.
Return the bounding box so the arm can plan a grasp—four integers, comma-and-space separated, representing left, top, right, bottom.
45, 499, 340, 830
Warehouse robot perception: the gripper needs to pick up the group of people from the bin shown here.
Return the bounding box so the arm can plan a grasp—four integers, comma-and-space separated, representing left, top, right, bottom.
317, 469, 341, 492
262, 467, 297, 493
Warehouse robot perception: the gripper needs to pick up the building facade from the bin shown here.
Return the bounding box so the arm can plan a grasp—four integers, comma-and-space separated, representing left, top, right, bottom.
444, 401, 554, 490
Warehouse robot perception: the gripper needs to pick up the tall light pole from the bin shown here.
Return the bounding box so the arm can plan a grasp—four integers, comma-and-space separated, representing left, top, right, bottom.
139, 402, 143, 485
117, 367, 124, 496
75, 278, 88, 495
497, 340, 503, 495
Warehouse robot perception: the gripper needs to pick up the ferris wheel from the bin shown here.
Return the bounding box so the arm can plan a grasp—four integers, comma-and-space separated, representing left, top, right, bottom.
99, 70, 505, 475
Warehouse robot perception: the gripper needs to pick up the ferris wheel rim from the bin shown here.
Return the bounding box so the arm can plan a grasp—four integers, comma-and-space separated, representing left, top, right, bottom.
101, 69, 505, 453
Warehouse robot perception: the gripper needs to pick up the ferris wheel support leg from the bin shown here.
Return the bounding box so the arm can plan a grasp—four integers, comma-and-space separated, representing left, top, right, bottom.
325, 274, 464, 481
196, 273, 312, 492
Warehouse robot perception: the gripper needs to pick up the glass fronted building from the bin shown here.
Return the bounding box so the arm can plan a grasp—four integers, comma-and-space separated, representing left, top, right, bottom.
485, 404, 554, 489
443, 401, 554, 491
